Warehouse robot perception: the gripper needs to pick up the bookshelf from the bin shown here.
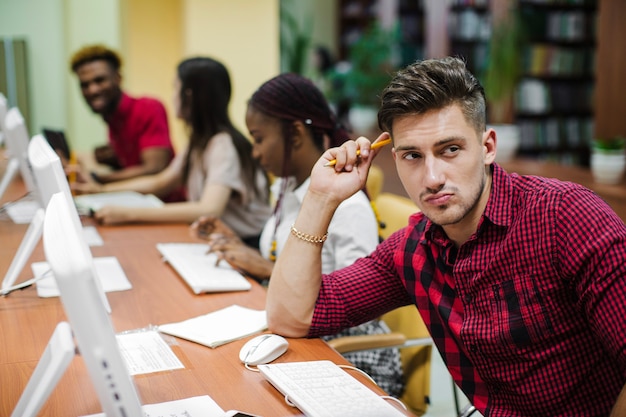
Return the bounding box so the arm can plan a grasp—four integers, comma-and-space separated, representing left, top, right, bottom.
337, 0, 378, 61
397, 0, 426, 67
448, 0, 491, 76
515, 0, 597, 166
337, 0, 424, 65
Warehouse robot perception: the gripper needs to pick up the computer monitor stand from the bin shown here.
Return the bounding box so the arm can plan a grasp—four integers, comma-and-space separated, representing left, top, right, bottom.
10, 321, 75, 417
1, 207, 44, 294
0, 156, 20, 202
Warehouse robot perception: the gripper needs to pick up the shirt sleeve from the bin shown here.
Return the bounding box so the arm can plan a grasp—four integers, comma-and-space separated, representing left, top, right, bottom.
136, 98, 172, 151
308, 229, 414, 337
202, 133, 247, 201
556, 186, 626, 370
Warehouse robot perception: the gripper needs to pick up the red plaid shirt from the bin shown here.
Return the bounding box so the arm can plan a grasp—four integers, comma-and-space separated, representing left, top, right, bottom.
309, 164, 626, 416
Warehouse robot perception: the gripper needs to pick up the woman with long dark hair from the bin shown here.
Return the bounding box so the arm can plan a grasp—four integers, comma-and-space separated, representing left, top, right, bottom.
73, 57, 271, 247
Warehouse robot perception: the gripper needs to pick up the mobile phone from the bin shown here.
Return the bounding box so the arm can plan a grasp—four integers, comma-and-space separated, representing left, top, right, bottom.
224, 411, 263, 417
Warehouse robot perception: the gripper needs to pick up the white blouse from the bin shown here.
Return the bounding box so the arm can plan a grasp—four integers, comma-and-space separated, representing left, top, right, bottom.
259, 177, 379, 273
172, 132, 271, 239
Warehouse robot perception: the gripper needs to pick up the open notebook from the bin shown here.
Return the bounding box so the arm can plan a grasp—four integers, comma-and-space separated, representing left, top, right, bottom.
74, 191, 163, 213
157, 242, 251, 293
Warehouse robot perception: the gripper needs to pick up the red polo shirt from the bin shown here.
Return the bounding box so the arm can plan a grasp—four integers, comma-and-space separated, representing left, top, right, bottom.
105, 92, 174, 168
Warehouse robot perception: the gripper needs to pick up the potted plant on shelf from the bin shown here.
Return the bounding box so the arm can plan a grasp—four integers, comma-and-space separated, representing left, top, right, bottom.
328, 22, 398, 134
482, 5, 525, 163
590, 136, 626, 185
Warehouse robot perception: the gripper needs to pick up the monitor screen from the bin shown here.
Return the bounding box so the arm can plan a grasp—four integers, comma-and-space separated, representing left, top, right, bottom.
25, 135, 111, 313
2, 135, 80, 294
0, 92, 7, 140
42, 192, 143, 416
27, 134, 74, 214
3, 107, 38, 196
42, 128, 71, 162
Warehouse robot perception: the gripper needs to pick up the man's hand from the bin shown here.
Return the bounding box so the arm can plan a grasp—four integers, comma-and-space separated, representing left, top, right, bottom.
309, 133, 390, 204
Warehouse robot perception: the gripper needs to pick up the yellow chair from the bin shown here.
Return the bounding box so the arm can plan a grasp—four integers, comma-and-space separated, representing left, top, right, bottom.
328, 192, 433, 416
366, 164, 384, 201
376, 192, 418, 240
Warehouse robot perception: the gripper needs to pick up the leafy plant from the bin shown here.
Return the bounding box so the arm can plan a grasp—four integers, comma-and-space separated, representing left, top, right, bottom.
327, 22, 399, 108
482, 7, 526, 124
280, 1, 312, 74
592, 136, 626, 152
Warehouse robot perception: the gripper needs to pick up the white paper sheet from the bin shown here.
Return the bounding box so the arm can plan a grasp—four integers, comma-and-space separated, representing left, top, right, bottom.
116, 330, 184, 375
32, 256, 132, 298
4, 199, 39, 224
82, 225, 103, 246
82, 395, 227, 417
159, 305, 267, 348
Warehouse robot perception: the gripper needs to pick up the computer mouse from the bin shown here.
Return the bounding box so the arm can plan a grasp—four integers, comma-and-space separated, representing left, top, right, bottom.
239, 334, 289, 366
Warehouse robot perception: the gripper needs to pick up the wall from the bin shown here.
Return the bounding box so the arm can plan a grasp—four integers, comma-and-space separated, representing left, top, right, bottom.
64, 0, 121, 152
0, 0, 280, 153
595, 0, 626, 139
121, 0, 184, 151
183, 0, 279, 140
0, 0, 67, 134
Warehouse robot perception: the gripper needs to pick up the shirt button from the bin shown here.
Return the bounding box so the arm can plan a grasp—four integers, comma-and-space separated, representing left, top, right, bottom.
464, 294, 472, 304
469, 344, 478, 353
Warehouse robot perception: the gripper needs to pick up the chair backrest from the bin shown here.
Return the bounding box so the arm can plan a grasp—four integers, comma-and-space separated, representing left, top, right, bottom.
381, 306, 432, 416
375, 192, 418, 240
366, 164, 384, 201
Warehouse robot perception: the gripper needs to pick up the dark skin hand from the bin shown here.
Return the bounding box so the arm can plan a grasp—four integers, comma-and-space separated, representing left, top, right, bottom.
190, 216, 274, 280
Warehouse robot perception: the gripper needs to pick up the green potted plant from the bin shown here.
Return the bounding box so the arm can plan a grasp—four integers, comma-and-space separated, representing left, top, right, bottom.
328, 22, 398, 134
482, 6, 525, 162
590, 136, 626, 184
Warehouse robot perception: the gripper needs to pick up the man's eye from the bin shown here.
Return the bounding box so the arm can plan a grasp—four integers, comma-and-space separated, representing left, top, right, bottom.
445, 145, 461, 154
403, 152, 421, 160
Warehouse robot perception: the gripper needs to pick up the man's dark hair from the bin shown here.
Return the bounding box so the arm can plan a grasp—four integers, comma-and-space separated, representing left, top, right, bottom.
378, 57, 486, 136
69, 44, 122, 73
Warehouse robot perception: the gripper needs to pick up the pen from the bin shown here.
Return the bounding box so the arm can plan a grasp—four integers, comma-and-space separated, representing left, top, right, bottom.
324, 137, 392, 167
68, 151, 77, 184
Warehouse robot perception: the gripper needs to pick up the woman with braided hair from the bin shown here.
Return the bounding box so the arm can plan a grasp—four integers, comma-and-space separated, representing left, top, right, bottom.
192, 72, 404, 397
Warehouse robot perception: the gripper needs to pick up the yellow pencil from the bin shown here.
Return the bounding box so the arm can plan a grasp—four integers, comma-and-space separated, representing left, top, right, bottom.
68, 151, 77, 185
324, 137, 392, 167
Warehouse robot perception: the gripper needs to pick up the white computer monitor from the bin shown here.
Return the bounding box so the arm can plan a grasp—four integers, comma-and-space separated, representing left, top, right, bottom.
0, 92, 7, 146
1, 134, 68, 293
2, 135, 111, 315
39, 192, 143, 416
1, 107, 38, 200
27, 134, 75, 218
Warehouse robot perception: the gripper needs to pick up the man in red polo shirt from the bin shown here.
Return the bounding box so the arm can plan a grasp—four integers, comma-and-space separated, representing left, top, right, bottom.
69, 44, 174, 184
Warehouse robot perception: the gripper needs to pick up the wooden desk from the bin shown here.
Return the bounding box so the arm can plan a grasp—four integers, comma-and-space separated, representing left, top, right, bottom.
500, 159, 626, 223
0, 157, 412, 416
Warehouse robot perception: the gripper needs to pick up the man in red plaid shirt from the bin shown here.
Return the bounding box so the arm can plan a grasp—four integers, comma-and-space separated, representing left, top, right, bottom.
266, 57, 626, 416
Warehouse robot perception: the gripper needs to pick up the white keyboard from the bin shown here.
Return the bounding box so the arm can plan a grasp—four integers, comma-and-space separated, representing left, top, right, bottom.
156, 243, 251, 293
258, 360, 406, 417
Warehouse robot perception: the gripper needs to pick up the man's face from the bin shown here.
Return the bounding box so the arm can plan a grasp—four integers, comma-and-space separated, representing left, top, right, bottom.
75, 60, 122, 116
392, 104, 495, 240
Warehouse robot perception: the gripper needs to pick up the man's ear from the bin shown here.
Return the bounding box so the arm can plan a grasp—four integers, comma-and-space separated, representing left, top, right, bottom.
483, 128, 497, 164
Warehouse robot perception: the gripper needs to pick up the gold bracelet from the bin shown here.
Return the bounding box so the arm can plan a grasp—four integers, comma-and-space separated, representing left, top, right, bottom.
290, 224, 328, 244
